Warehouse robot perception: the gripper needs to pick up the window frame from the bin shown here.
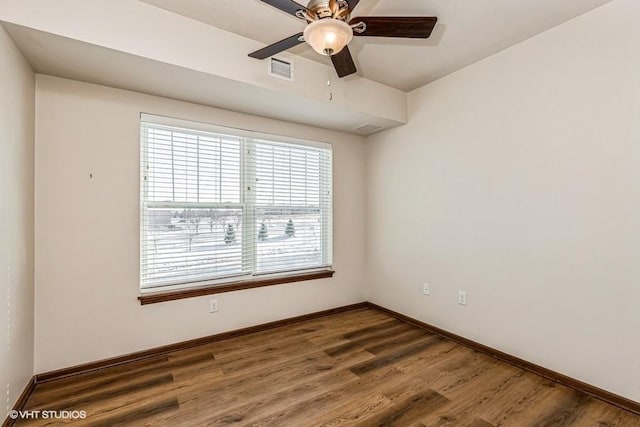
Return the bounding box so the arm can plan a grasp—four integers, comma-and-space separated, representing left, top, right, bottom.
139, 114, 334, 300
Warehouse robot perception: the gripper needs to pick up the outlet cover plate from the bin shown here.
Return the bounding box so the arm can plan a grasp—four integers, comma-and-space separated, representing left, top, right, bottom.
209, 299, 219, 313
458, 291, 467, 306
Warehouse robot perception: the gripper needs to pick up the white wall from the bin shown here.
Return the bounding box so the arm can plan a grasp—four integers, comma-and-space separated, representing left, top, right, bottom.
0, 25, 35, 419
34, 75, 367, 373
366, 0, 640, 401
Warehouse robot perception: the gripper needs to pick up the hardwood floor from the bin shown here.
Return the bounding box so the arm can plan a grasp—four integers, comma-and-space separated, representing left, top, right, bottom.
16, 308, 640, 426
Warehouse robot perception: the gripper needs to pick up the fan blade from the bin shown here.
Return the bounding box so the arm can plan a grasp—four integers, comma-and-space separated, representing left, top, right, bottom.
331, 46, 357, 78
260, 0, 306, 17
350, 16, 438, 38
346, 0, 361, 11
249, 33, 304, 59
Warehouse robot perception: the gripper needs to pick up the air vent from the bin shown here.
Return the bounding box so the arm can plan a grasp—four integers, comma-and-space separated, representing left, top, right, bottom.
355, 123, 384, 134
269, 57, 294, 81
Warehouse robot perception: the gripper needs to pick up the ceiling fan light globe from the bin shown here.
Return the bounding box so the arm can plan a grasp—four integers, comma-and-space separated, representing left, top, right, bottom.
303, 19, 353, 56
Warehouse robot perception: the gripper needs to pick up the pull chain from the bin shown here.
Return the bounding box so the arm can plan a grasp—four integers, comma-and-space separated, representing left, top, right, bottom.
327, 54, 333, 101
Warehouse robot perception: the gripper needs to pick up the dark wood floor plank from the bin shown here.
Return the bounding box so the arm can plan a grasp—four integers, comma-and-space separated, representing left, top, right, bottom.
352, 389, 450, 427
152, 351, 376, 426
30, 355, 170, 392
216, 336, 315, 375
33, 374, 174, 412
573, 399, 640, 427
154, 349, 373, 426
179, 350, 336, 400
468, 418, 496, 427
303, 314, 401, 346
27, 352, 216, 409
175, 369, 359, 426
316, 392, 394, 426
204, 324, 316, 360
251, 366, 404, 426
492, 382, 575, 426
528, 390, 592, 427
86, 398, 179, 427
364, 328, 440, 355
205, 308, 385, 359
349, 334, 442, 376
423, 358, 560, 426
324, 323, 423, 357
419, 362, 544, 426
18, 380, 182, 427
16, 308, 640, 426
477, 373, 559, 426
394, 339, 463, 375
342, 318, 407, 340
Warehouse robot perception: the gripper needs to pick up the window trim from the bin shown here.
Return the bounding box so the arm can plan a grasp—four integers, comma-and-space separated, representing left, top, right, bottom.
139, 113, 334, 297
138, 269, 334, 305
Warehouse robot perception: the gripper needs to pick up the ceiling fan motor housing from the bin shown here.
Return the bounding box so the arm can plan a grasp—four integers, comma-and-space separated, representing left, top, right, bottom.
304, 0, 351, 22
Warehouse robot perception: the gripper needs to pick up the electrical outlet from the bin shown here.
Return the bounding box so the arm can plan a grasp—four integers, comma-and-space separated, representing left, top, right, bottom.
423, 283, 430, 296
209, 299, 218, 313
458, 291, 467, 306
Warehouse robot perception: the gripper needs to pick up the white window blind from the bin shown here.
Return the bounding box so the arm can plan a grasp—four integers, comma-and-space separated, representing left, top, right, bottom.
140, 117, 332, 290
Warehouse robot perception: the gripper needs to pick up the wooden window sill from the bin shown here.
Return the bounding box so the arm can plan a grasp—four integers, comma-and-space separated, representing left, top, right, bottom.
138, 270, 334, 305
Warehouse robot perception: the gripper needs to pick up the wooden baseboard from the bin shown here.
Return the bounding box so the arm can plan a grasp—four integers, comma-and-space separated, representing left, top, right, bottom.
2, 376, 36, 427
365, 301, 640, 416
35, 302, 368, 384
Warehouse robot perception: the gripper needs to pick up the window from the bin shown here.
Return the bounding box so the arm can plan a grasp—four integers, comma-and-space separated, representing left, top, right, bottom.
140, 115, 332, 292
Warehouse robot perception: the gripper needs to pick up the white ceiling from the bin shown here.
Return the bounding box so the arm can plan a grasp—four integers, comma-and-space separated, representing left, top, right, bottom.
141, 0, 613, 91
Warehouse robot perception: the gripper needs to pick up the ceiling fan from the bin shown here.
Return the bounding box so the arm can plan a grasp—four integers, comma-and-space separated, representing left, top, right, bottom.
249, 0, 438, 78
